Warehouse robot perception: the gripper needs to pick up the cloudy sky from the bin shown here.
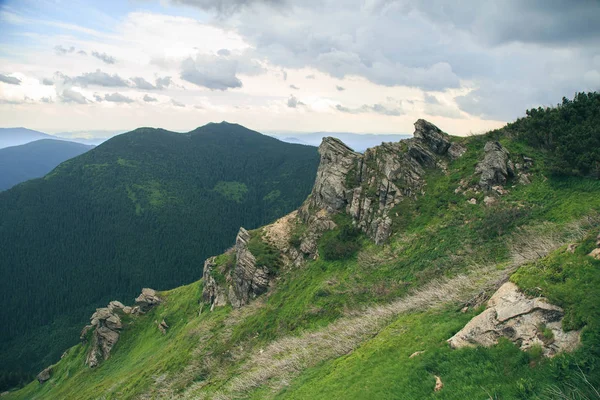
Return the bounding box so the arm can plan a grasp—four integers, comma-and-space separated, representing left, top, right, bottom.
0, 0, 599, 136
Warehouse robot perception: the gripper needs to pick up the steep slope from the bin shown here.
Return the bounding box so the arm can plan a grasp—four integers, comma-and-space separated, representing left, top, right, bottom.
6, 93, 600, 399
0, 139, 94, 191
0, 127, 54, 149
0, 122, 319, 390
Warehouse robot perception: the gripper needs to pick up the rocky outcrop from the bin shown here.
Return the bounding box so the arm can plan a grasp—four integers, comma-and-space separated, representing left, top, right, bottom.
588, 233, 600, 259
202, 228, 271, 309
305, 119, 462, 244
475, 141, 515, 190
135, 288, 161, 312
448, 282, 579, 357
83, 289, 161, 368
36, 367, 51, 384
229, 228, 270, 308
202, 257, 228, 311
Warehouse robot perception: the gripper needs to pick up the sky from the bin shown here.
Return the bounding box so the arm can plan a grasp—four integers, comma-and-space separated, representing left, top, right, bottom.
0, 0, 599, 137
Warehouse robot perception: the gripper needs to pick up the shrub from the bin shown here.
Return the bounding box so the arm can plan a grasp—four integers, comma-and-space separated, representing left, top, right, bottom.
319, 223, 362, 261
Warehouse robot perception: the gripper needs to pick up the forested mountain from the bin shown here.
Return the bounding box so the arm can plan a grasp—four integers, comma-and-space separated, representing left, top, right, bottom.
0, 122, 319, 390
0, 128, 54, 149
5, 92, 600, 400
0, 139, 94, 191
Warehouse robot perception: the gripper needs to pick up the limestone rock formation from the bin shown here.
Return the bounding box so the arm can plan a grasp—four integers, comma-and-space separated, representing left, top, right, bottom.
135, 288, 162, 312
36, 367, 51, 384
202, 227, 271, 309
305, 119, 463, 244
228, 228, 270, 308
476, 141, 515, 190
83, 289, 161, 368
448, 282, 579, 357
202, 256, 228, 311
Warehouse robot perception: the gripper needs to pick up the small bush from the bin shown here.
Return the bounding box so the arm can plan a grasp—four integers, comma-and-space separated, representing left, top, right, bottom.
248, 231, 282, 274
319, 223, 362, 261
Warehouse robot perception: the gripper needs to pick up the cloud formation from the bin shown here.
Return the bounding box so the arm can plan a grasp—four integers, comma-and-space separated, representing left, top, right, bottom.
60, 89, 88, 104
92, 51, 116, 64
180, 55, 242, 90
0, 74, 21, 85
104, 92, 134, 103
143, 94, 158, 102
335, 103, 403, 116
74, 70, 129, 87
131, 77, 157, 90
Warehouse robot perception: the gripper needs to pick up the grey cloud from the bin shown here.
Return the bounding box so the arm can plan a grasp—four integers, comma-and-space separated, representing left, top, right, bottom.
335, 103, 403, 116
41, 78, 54, 86
423, 93, 463, 119
54, 45, 75, 55
336, 85, 345, 91
93, 93, 103, 102
281, 69, 287, 81
40, 97, 53, 103
104, 92, 134, 103
131, 77, 157, 90
77, 50, 87, 56
60, 89, 88, 104
287, 94, 304, 108
217, 48, 231, 56
172, 99, 185, 107
171, 0, 285, 15
305, 74, 315, 79
0, 74, 21, 85
180, 55, 242, 90
143, 94, 158, 102
289, 84, 299, 90
92, 51, 116, 64
155, 76, 172, 89
74, 70, 129, 87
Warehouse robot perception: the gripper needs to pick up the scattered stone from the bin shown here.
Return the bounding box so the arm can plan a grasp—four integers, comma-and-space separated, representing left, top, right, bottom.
483, 196, 496, 206
36, 367, 51, 384
434, 375, 443, 392
460, 306, 469, 313
492, 185, 508, 195
409, 350, 425, 358
468, 198, 477, 205
158, 319, 169, 335
448, 282, 580, 357
566, 243, 578, 253
589, 248, 600, 260
476, 141, 515, 190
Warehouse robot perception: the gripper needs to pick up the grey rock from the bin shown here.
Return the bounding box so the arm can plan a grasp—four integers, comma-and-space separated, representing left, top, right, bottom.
448, 282, 580, 357
413, 119, 451, 155
476, 141, 514, 190
135, 288, 161, 312
158, 319, 169, 335
229, 228, 270, 308
36, 367, 51, 384
201, 256, 228, 311
304, 119, 460, 245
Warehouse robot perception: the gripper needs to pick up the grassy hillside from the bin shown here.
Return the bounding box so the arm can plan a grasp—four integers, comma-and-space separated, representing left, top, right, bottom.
5, 94, 600, 399
0, 122, 319, 390
0, 139, 94, 191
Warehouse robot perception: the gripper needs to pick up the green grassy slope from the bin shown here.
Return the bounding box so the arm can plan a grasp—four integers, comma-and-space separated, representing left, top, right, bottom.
0, 122, 319, 390
6, 94, 600, 399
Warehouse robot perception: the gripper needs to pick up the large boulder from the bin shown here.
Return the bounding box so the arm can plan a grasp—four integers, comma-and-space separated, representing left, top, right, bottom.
202, 256, 228, 311
448, 282, 579, 357
476, 141, 515, 190
135, 288, 162, 312
36, 367, 51, 384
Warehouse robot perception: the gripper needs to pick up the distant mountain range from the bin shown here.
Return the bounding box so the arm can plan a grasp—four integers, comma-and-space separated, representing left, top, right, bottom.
269, 132, 411, 152
0, 139, 94, 191
0, 128, 113, 149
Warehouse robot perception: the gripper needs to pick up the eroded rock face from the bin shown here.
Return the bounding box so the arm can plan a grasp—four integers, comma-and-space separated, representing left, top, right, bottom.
476, 141, 515, 190
83, 289, 160, 368
448, 282, 579, 357
305, 119, 461, 244
229, 228, 270, 308
202, 256, 228, 311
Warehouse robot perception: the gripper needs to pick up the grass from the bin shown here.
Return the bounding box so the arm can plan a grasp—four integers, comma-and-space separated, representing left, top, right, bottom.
213, 181, 248, 203
7, 128, 600, 399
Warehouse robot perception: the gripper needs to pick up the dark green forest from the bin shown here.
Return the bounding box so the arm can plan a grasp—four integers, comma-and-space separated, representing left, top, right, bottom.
0, 122, 319, 389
